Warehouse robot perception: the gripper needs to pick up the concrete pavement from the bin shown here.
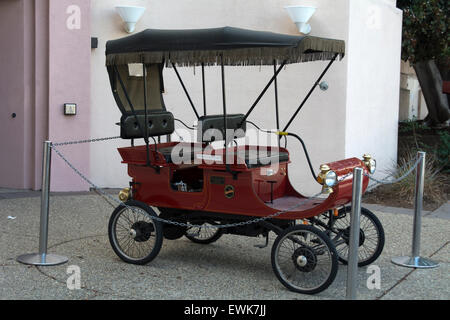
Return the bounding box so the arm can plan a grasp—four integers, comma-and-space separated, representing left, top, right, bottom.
0, 191, 448, 300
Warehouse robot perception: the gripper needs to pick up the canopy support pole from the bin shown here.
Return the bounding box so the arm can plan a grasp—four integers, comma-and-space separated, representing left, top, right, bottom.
220, 54, 239, 180
202, 62, 207, 116
273, 60, 280, 145
172, 63, 200, 120
114, 65, 159, 172
282, 53, 338, 132
220, 54, 228, 167
241, 60, 287, 125
113, 66, 146, 140
142, 62, 151, 166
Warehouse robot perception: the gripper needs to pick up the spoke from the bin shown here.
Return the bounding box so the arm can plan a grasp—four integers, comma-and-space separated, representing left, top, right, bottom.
275, 229, 333, 291
112, 205, 160, 261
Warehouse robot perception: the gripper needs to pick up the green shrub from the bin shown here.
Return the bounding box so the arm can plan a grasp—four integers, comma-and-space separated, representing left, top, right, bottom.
377, 151, 448, 208
436, 131, 450, 172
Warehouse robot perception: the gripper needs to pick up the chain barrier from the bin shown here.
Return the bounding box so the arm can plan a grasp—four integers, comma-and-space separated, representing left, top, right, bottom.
50, 138, 353, 229
364, 156, 421, 193
50, 136, 420, 229
52, 136, 121, 147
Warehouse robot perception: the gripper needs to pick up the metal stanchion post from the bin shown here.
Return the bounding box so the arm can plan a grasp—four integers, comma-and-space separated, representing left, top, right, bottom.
17, 141, 69, 266
346, 167, 363, 300
391, 152, 439, 269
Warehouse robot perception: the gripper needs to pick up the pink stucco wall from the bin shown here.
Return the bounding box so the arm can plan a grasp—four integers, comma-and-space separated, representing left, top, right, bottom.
0, 0, 91, 191
0, 0, 27, 189
48, 0, 91, 191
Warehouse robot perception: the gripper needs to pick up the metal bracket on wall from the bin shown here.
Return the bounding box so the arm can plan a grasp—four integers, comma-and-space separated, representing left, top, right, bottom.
91, 37, 98, 49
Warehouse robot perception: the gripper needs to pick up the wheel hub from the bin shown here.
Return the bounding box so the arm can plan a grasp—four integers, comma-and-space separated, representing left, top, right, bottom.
343, 228, 365, 246
296, 255, 308, 267
292, 247, 317, 272
130, 221, 153, 242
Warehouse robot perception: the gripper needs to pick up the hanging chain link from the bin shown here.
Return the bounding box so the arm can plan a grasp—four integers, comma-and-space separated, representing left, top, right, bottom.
52, 143, 324, 229
364, 156, 421, 192
52, 136, 121, 147
49, 136, 421, 229
50, 139, 352, 229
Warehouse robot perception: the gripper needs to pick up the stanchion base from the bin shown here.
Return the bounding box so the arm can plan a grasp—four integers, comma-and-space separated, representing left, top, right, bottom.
391, 256, 439, 269
16, 253, 68, 266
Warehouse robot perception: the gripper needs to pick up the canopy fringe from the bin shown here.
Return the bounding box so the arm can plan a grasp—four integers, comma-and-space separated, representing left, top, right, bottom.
105, 37, 345, 67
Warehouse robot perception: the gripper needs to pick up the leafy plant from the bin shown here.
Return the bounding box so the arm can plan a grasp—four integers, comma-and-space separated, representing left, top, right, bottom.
436, 131, 450, 172
398, 0, 449, 63
397, 0, 450, 125
398, 117, 430, 134
398, 119, 450, 172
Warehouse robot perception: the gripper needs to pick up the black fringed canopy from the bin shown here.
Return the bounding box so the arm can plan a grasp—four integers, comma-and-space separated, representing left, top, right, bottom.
105, 26, 345, 67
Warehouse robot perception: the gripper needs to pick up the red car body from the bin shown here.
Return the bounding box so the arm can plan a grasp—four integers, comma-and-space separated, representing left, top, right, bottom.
118, 142, 369, 220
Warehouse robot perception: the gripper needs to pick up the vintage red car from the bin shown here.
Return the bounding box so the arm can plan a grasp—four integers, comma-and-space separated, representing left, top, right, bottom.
105, 27, 384, 294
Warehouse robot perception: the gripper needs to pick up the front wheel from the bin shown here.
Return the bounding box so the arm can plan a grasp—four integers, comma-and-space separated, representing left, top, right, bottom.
271, 225, 338, 295
331, 207, 385, 267
108, 200, 163, 265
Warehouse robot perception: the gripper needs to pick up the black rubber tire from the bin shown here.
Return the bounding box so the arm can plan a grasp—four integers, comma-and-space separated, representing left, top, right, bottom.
334, 207, 385, 267
108, 200, 163, 265
158, 207, 187, 240
185, 222, 224, 244
271, 225, 338, 295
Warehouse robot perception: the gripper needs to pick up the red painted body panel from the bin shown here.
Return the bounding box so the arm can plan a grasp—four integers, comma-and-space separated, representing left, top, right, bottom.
118, 143, 369, 220
443, 81, 450, 94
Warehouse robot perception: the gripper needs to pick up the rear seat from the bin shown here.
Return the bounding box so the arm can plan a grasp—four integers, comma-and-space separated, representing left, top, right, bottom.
120, 112, 289, 167
157, 145, 196, 163
158, 143, 289, 168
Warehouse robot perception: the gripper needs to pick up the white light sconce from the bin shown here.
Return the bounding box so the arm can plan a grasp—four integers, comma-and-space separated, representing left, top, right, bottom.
284, 5, 316, 34
115, 5, 146, 33
64, 103, 77, 116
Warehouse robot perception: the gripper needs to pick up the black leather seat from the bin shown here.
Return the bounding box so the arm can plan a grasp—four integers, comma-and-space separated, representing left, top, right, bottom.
158, 144, 289, 167
120, 111, 175, 140
157, 145, 196, 163
243, 150, 289, 168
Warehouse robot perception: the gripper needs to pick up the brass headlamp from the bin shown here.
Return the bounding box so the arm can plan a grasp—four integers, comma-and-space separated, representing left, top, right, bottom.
118, 187, 131, 202
363, 154, 376, 174
317, 164, 337, 194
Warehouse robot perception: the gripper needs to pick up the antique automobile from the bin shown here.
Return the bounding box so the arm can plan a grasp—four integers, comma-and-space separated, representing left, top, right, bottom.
105, 27, 385, 295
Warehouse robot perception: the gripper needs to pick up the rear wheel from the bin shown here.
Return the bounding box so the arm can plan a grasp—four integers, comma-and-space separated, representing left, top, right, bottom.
271, 225, 338, 295
158, 207, 187, 240
108, 200, 163, 265
185, 220, 223, 244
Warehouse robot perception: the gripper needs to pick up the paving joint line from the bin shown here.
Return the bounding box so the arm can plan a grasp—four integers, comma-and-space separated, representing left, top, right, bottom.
376, 241, 448, 300
34, 266, 139, 300
46, 234, 107, 250
31, 233, 140, 300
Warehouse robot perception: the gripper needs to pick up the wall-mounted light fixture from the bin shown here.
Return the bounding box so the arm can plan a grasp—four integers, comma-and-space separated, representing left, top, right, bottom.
64, 103, 77, 116
115, 5, 146, 33
91, 37, 98, 49
284, 5, 316, 34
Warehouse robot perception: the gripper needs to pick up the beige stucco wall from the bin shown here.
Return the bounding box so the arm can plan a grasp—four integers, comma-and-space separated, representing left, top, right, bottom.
345, 0, 403, 172
90, 0, 401, 194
